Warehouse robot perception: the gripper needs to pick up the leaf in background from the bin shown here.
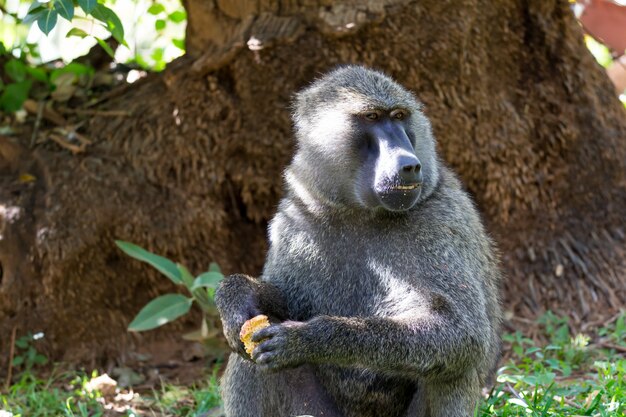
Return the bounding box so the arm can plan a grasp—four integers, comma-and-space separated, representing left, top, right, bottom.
127, 294, 192, 331
77, 0, 96, 14
37, 9, 58, 35
0, 81, 32, 112
172, 38, 185, 50
168, 10, 186, 23
25, 66, 48, 83
66, 27, 89, 38
5, 60, 27, 82
208, 262, 221, 273
50, 62, 93, 84
53, 0, 74, 21
95, 37, 115, 58
147, 3, 165, 15
155, 19, 166, 31
115, 240, 182, 285
177, 264, 195, 288
191, 271, 223, 291
91, 4, 125, 45
22, 5, 45, 25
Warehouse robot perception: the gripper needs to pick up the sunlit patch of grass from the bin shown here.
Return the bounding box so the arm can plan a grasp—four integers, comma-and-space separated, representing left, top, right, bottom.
477, 311, 626, 416
1, 370, 105, 417
1, 367, 223, 417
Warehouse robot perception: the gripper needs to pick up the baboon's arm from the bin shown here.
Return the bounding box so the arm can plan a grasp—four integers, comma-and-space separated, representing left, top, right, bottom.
252, 310, 489, 380
215, 274, 289, 357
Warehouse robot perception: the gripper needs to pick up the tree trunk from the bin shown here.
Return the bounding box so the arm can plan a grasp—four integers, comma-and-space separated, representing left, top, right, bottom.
1, 0, 624, 364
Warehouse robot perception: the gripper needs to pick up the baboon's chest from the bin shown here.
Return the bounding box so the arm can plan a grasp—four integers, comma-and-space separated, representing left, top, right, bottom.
278, 220, 435, 320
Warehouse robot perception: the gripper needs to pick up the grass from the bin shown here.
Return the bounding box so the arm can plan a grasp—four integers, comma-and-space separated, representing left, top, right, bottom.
478, 311, 626, 417
1, 312, 625, 417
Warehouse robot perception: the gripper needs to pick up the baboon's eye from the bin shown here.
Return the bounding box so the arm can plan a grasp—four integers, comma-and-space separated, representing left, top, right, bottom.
364, 111, 380, 121
391, 109, 408, 120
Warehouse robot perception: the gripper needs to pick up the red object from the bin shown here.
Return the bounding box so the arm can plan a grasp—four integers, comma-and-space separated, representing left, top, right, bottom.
579, 0, 626, 53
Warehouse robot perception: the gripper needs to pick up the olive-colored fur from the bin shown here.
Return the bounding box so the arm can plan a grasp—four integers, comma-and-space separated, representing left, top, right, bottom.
215, 66, 502, 417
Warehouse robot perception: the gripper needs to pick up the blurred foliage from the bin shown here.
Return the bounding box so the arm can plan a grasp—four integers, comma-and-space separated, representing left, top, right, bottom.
585, 35, 614, 69
0, 0, 185, 112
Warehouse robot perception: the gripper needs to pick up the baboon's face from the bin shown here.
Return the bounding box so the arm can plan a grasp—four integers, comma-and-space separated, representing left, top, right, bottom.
350, 107, 423, 211
291, 66, 438, 212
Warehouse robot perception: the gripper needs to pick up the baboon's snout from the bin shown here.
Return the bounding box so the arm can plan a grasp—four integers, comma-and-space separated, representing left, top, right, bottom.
398, 155, 422, 185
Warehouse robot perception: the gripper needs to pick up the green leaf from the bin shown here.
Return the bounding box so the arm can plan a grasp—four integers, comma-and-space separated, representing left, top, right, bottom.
77, 0, 96, 13
5, 59, 27, 82
15, 337, 30, 349
91, 4, 125, 45
172, 38, 185, 50
22, 6, 45, 25
128, 294, 192, 331
12, 356, 24, 366
177, 264, 195, 288
191, 271, 223, 291
26, 66, 48, 83
0, 81, 32, 112
37, 9, 58, 35
53, 0, 74, 21
115, 240, 182, 285
33, 354, 48, 365
155, 19, 166, 31
95, 37, 115, 58
66, 27, 89, 38
208, 262, 221, 273
147, 3, 165, 15
168, 10, 186, 23
50, 62, 93, 84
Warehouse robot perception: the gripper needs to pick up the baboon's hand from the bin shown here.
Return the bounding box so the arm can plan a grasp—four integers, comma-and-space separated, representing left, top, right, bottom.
250, 321, 308, 371
214, 275, 263, 358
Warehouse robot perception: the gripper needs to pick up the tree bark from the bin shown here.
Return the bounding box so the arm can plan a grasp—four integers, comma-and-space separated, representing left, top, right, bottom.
1, 0, 624, 364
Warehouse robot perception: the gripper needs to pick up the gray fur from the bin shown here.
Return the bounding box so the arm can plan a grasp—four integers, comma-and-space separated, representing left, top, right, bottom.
215, 65, 502, 417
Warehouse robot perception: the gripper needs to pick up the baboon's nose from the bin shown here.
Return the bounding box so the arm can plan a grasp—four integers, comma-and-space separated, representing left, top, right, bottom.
399, 157, 421, 183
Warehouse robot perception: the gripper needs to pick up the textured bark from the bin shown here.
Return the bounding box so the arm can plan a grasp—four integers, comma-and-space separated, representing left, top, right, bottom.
0, 0, 624, 364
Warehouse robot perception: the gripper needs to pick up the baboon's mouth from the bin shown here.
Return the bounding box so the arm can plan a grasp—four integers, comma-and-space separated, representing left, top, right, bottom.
392, 183, 421, 191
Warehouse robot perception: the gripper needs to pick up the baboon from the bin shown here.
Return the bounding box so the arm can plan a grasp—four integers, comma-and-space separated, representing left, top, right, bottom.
215, 65, 502, 417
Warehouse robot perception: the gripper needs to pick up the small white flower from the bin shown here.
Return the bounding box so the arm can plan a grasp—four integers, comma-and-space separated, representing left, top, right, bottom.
33, 332, 45, 340
0, 410, 15, 417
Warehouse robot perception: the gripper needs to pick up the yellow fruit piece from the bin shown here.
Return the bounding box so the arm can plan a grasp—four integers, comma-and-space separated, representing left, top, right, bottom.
239, 314, 270, 357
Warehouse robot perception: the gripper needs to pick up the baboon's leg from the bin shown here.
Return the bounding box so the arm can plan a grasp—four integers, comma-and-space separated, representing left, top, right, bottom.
222, 354, 344, 417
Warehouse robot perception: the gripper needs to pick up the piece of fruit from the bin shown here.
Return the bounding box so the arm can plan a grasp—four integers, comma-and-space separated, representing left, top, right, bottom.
239, 314, 270, 356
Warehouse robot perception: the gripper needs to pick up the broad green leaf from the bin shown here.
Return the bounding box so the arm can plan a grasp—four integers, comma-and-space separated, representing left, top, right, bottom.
5, 59, 27, 82
12, 356, 24, 366
155, 19, 166, 31
37, 9, 58, 35
91, 4, 125, 45
95, 37, 115, 58
191, 271, 223, 291
25, 66, 48, 83
53, 0, 74, 21
77, 0, 96, 13
0, 81, 32, 112
168, 10, 186, 23
66, 27, 89, 38
115, 240, 182, 285
177, 264, 195, 288
128, 294, 192, 331
172, 38, 185, 50
147, 4, 165, 15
